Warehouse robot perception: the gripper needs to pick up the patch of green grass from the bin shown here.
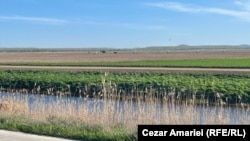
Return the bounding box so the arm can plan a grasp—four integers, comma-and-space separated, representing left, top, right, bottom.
0, 115, 136, 141
1, 58, 250, 68
119, 58, 250, 68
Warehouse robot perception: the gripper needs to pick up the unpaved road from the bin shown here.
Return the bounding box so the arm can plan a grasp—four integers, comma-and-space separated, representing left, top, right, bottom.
0, 130, 78, 141
0, 65, 250, 74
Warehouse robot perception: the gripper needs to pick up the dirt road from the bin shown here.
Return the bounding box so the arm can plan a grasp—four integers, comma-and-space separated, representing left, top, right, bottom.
0, 65, 250, 74
0, 130, 77, 141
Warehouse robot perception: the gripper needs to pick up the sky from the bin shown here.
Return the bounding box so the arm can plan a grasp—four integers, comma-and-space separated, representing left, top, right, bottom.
0, 0, 250, 48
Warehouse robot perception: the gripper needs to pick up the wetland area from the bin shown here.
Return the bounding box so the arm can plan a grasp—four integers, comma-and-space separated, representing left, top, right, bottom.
0, 49, 250, 141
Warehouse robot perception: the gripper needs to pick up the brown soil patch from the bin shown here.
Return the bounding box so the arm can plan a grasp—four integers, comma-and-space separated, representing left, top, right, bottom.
0, 50, 250, 63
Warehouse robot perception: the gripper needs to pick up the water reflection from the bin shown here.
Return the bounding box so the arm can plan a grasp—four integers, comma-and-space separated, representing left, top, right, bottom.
0, 92, 249, 124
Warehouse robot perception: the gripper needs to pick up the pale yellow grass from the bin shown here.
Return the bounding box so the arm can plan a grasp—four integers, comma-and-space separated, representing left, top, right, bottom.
0, 96, 249, 132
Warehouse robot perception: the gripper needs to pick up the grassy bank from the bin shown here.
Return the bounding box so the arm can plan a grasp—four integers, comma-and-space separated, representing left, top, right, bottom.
1, 58, 250, 68
0, 97, 136, 141
0, 116, 134, 141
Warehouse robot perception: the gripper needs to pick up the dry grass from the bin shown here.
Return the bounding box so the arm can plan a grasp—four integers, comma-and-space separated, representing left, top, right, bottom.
0, 95, 250, 133
0, 98, 28, 115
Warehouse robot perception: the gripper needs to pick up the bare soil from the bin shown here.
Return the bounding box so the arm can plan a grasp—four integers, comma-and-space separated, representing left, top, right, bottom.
0, 50, 250, 73
0, 50, 250, 63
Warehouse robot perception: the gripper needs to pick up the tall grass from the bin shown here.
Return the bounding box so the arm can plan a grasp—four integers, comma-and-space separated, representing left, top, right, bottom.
0, 94, 250, 140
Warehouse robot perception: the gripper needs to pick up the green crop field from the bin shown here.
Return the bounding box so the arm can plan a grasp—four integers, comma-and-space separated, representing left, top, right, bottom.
0, 70, 249, 104
115, 58, 250, 68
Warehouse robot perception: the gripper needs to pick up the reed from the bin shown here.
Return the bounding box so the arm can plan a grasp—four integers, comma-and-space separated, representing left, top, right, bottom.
0, 70, 250, 105
0, 94, 250, 140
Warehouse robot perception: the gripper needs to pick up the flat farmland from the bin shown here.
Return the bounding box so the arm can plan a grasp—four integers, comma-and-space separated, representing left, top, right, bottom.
0, 50, 250, 73
0, 50, 250, 63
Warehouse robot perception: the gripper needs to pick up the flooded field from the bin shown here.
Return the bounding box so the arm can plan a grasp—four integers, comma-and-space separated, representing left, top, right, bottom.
1, 92, 249, 127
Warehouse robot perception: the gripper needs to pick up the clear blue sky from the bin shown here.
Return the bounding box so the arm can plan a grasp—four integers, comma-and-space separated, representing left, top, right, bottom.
0, 0, 250, 48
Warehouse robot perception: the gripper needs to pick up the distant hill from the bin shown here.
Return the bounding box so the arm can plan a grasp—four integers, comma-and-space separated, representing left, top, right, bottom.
0, 45, 250, 52
140, 45, 250, 51
240, 44, 250, 47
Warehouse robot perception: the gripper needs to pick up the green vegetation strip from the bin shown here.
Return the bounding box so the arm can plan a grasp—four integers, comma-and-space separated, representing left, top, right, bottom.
1, 58, 250, 68
0, 115, 135, 141
0, 70, 250, 104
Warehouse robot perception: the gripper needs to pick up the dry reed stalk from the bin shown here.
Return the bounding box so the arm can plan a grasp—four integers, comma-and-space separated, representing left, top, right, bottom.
0, 95, 249, 132
0, 98, 28, 115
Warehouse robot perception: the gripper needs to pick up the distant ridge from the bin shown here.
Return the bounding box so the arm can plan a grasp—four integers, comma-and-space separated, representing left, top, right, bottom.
142, 45, 250, 51
0, 45, 250, 52
240, 44, 250, 47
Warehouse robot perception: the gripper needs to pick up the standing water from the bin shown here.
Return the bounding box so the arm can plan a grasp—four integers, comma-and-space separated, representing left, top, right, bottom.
0, 92, 250, 125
